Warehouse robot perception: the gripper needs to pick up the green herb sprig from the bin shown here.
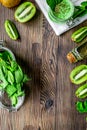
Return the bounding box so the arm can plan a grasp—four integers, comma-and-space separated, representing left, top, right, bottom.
72, 1, 87, 19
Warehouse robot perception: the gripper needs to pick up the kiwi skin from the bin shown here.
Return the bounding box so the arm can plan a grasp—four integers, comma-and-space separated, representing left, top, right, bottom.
0, 0, 21, 8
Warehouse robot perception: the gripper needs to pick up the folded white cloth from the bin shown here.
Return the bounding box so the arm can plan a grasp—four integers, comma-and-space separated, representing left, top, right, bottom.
35, 0, 87, 35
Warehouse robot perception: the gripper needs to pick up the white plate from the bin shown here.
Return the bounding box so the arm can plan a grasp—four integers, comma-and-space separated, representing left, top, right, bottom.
35, 0, 87, 35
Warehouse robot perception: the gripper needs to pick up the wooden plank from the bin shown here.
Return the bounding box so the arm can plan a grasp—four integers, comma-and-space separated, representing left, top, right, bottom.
0, 3, 43, 130
23, 125, 39, 130
0, 1, 87, 130
40, 18, 58, 130
55, 21, 87, 130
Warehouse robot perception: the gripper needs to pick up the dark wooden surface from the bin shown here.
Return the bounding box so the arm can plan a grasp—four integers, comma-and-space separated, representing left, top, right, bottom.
0, 1, 87, 130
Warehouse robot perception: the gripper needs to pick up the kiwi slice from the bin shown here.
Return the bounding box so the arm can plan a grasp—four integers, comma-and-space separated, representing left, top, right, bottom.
15, 2, 36, 23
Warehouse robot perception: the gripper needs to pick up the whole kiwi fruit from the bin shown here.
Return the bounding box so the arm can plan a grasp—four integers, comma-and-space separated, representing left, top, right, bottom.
0, 0, 21, 8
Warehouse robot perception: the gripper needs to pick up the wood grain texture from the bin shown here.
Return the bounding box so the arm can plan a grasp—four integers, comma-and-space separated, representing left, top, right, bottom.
0, 1, 42, 130
55, 21, 87, 130
0, 0, 87, 130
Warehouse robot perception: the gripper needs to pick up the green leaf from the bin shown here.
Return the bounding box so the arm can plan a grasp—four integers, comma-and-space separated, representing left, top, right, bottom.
73, 1, 87, 19
79, 10, 87, 17
0, 67, 8, 88
15, 65, 23, 84
17, 91, 25, 97
6, 60, 18, 72
2, 65, 8, 78
5, 84, 17, 97
23, 74, 30, 83
81, 1, 87, 7
0, 58, 6, 66
16, 83, 22, 92
0, 51, 13, 62
7, 70, 14, 84
10, 94, 18, 106
11, 61, 18, 71
75, 6, 82, 10
0, 85, 4, 90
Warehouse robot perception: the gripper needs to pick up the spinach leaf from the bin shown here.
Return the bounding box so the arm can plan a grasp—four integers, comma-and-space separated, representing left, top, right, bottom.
46, 0, 62, 11
15, 65, 23, 84
5, 84, 17, 97
10, 94, 17, 106
16, 83, 21, 92
0, 67, 8, 89
0, 51, 12, 62
17, 91, 25, 97
16, 83, 25, 97
11, 61, 18, 71
2, 65, 8, 78
7, 70, 14, 84
6, 60, 18, 72
23, 74, 30, 83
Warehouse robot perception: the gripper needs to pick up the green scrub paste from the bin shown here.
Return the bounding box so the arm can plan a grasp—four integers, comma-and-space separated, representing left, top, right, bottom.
48, 0, 74, 22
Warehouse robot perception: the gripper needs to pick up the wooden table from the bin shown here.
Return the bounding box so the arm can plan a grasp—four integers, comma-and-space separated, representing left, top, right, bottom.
0, 1, 87, 130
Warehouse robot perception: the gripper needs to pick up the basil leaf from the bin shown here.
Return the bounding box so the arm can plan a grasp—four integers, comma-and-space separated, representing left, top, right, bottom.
15, 66, 23, 83
10, 94, 18, 106
0, 51, 9, 61
11, 61, 18, 71
23, 74, 30, 83
2, 65, 8, 78
17, 91, 25, 97
16, 83, 22, 92
5, 84, 17, 97
7, 70, 14, 84
6, 61, 18, 72
0, 85, 3, 90
0, 67, 8, 88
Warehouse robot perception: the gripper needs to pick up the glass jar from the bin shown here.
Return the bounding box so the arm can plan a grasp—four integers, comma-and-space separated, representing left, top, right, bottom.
0, 40, 25, 112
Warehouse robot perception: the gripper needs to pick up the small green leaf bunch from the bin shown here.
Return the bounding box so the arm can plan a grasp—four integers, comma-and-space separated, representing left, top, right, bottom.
0, 51, 30, 106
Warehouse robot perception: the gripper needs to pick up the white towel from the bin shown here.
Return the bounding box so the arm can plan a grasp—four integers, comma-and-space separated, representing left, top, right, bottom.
35, 0, 87, 35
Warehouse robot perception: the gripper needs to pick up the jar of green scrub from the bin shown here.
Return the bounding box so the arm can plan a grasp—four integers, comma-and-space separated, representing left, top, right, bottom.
48, 0, 74, 22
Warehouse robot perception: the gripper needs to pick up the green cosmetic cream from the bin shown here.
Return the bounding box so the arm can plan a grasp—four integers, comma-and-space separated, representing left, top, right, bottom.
48, 0, 74, 22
